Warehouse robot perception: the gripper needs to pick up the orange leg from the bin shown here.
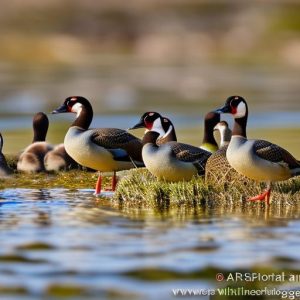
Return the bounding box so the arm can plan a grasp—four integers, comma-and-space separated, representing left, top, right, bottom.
248, 188, 271, 205
95, 172, 102, 195
111, 171, 117, 191
103, 171, 117, 192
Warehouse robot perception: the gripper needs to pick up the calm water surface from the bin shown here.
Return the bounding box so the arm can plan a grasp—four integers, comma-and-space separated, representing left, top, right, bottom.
0, 189, 300, 299
2, 111, 300, 132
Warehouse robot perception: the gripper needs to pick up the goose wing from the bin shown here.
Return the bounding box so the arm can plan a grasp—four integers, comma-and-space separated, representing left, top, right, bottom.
168, 142, 210, 161
91, 128, 143, 162
253, 139, 300, 169
106, 148, 131, 161
168, 142, 211, 175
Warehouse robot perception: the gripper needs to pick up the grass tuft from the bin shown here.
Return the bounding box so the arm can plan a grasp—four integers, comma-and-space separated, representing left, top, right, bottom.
113, 168, 300, 212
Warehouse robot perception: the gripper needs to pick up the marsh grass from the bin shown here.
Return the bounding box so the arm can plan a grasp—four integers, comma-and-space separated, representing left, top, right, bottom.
0, 155, 108, 190
1, 156, 300, 215
0, 170, 103, 190
114, 168, 300, 212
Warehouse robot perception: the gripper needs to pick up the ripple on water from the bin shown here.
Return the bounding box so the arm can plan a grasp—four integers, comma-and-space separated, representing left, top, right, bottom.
0, 188, 300, 299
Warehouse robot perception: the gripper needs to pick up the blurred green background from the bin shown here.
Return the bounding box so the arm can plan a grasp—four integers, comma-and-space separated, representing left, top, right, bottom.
0, 0, 300, 153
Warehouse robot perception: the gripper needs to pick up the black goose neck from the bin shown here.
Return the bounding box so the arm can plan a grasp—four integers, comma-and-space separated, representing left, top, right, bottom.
158, 128, 177, 144
33, 131, 47, 143
233, 114, 248, 138
167, 129, 177, 142
202, 128, 218, 147
202, 112, 219, 147
161, 119, 177, 142
142, 131, 160, 147
33, 114, 49, 142
72, 103, 93, 130
223, 127, 232, 143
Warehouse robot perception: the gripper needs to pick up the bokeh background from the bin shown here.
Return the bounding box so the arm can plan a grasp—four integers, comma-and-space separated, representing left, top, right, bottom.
1, 3, 300, 300
0, 0, 300, 153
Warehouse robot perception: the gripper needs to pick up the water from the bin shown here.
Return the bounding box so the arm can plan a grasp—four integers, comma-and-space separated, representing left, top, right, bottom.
2, 111, 300, 132
0, 189, 300, 299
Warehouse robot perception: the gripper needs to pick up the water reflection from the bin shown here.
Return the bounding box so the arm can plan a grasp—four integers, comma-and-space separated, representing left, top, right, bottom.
0, 188, 299, 299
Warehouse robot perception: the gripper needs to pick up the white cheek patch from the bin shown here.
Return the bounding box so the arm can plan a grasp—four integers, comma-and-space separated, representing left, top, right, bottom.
162, 125, 173, 138
151, 118, 166, 138
71, 102, 83, 117
234, 102, 246, 118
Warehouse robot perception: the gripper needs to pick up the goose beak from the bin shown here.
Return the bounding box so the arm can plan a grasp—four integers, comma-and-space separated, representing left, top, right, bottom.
128, 119, 145, 130
52, 103, 68, 114
214, 105, 231, 114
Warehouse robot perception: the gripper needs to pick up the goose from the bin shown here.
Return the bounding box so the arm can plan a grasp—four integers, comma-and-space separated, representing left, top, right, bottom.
130, 115, 211, 182
199, 111, 220, 153
52, 96, 144, 194
129, 112, 177, 144
213, 121, 232, 148
0, 133, 13, 177
44, 143, 78, 171
205, 121, 235, 183
214, 95, 300, 204
17, 112, 53, 172
130, 111, 220, 151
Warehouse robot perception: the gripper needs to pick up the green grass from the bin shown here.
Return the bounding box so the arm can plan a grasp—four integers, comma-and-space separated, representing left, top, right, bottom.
1, 155, 107, 190
114, 168, 300, 211
0, 170, 100, 190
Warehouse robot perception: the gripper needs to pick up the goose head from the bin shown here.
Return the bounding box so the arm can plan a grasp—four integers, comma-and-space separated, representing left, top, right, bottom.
215, 96, 248, 119
52, 96, 92, 116
33, 112, 49, 142
214, 120, 229, 133
215, 96, 248, 137
214, 121, 232, 147
130, 112, 163, 130
52, 96, 93, 130
204, 111, 220, 131
130, 112, 176, 142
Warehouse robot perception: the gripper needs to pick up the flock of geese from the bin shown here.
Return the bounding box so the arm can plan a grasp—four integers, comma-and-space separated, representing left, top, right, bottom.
1, 95, 300, 205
